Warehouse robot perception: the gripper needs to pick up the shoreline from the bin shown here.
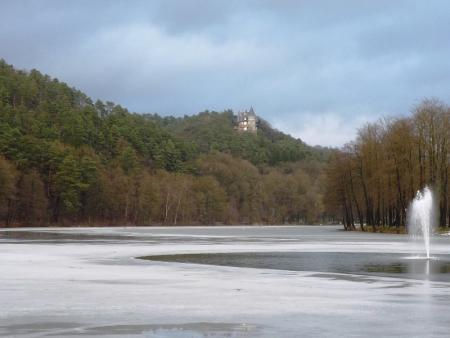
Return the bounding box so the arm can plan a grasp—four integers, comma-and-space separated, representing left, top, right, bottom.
0, 223, 335, 229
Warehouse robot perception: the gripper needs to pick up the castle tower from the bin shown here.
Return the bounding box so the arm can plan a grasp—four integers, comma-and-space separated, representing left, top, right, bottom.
236, 107, 257, 133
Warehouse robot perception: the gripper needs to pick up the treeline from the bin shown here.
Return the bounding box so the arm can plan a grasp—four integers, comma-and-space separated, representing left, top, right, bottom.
0, 59, 326, 226
325, 99, 450, 231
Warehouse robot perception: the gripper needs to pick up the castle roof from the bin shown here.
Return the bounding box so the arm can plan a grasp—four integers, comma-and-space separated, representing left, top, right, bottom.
236, 107, 256, 121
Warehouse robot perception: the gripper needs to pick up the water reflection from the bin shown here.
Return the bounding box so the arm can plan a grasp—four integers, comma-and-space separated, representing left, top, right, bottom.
140, 252, 450, 282
364, 257, 450, 277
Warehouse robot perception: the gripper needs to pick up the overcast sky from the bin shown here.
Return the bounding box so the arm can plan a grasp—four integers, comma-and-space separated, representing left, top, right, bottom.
1, 1, 449, 146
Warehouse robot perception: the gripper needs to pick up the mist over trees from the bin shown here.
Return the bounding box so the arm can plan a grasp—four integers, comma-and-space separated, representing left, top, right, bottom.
0, 60, 328, 227
325, 99, 450, 231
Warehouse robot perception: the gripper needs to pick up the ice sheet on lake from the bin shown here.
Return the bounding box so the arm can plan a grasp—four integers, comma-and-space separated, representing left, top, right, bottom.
1, 226, 450, 337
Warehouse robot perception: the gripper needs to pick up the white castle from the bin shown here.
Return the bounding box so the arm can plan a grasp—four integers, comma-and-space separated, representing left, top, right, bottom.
235, 107, 257, 133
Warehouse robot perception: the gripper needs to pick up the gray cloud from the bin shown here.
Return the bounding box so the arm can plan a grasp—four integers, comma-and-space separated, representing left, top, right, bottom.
1, 0, 449, 146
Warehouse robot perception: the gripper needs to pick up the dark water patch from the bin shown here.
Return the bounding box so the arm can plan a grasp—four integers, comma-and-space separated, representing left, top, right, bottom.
1, 321, 259, 337
0, 322, 82, 335
376, 282, 416, 289
0, 230, 303, 246
139, 252, 450, 282
308, 273, 382, 284
0, 321, 259, 337
0, 230, 140, 242
45, 322, 259, 336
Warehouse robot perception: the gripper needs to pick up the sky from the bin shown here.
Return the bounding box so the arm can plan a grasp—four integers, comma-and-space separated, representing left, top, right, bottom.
1, 0, 450, 146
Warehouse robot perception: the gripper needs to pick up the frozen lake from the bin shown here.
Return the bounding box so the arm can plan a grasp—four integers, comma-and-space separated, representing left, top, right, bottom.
1, 225, 450, 337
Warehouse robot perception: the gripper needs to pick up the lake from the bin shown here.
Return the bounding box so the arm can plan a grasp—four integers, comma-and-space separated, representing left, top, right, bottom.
1, 225, 450, 337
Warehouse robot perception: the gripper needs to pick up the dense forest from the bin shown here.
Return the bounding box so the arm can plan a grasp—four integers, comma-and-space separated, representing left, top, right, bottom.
325, 99, 450, 231
0, 60, 330, 227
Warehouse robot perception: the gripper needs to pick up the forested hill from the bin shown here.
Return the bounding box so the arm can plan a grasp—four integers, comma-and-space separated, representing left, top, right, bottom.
145, 111, 330, 166
0, 59, 329, 227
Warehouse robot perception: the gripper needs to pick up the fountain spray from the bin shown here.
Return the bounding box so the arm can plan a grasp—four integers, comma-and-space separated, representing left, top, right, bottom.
407, 187, 435, 259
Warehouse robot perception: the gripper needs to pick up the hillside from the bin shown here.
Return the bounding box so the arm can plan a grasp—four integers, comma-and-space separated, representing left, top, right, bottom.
145, 111, 330, 166
0, 60, 328, 226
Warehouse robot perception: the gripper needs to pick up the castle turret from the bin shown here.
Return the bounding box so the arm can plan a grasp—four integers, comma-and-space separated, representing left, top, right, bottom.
235, 107, 258, 133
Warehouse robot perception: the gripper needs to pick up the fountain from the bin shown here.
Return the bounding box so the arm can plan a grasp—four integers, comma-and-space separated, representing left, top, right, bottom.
407, 186, 435, 259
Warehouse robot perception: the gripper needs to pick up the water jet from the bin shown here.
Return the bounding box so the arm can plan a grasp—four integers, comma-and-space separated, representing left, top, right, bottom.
407, 186, 435, 259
